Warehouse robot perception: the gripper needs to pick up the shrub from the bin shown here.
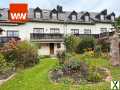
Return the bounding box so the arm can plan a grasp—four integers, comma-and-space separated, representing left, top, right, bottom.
97, 67, 111, 79
82, 51, 95, 58
87, 72, 102, 82
14, 41, 39, 68
57, 50, 66, 65
0, 53, 14, 76
62, 60, 88, 78
64, 35, 80, 53
57, 50, 71, 65
87, 66, 103, 82
98, 40, 110, 53
0, 40, 39, 68
77, 36, 96, 54
0, 39, 18, 63
94, 45, 102, 57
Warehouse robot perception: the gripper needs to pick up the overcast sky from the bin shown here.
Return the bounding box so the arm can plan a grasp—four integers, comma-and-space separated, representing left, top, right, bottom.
0, 0, 120, 16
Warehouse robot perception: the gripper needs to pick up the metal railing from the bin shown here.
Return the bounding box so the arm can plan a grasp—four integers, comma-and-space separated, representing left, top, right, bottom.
0, 36, 20, 43
30, 33, 64, 42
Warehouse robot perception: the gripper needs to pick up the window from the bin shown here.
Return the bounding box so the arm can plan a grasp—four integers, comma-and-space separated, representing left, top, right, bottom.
57, 43, 61, 48
100, 28, 107, 33
35, 12, 41, 19
52, 13, 57, 17
71, 29, 79, 34
50, 28, 60, 33
33, 28, 44, 33
85, 16, 89, 21
100, 15, 104, 20
52, 13, 57, 19
7, 31, 19, 37
84, 29, 91, 34
72, 15, 76, 20
111, 16, 115, 21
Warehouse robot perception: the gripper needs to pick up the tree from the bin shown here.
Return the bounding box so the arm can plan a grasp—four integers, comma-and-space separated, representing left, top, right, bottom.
110, 17, 120, 66
15, 41, 39, 68
64, 35, 80, 53
77, 36, 96, 54
115, 16, 120, 29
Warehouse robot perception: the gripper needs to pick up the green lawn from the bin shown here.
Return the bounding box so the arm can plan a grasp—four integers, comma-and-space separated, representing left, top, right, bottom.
0, 58, 120, 90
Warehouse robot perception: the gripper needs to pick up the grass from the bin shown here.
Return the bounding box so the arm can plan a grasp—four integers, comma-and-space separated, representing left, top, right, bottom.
0, 57, 120, 90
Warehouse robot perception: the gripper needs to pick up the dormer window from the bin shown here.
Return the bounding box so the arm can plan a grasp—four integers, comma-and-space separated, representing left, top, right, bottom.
110, 13, 115, 21
81, 12, 90, 22
69, 11, 77, 21
50, 9, 58, 20
106, 12, 115, 21
100, 15, 105, 20
85, 16, 89, 21
34, 7, 42, 19
72, 15, 76, 20
96, 9, 107, 20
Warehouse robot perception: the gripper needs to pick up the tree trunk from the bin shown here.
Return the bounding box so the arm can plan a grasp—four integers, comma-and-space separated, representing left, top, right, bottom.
110, 33, 120, 66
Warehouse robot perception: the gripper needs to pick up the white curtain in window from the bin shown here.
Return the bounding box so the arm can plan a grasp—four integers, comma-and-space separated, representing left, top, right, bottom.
72, 15, 76, 20
85, 16, 89, 21
35, 12, 41, 19
100, 15, 104, 20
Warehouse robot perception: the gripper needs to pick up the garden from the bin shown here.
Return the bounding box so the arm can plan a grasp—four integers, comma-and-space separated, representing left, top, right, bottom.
50, 35, 113, 85
0, 34, 120, 90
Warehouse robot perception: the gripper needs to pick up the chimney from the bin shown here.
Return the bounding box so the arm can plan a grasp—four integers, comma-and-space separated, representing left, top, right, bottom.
57, 5, 63, 13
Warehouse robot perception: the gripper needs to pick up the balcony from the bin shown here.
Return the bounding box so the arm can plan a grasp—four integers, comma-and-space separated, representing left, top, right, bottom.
73, 34, 99, 38
0, 37, 20, 43
30, 33, 64, 42
73, 32, 115, 39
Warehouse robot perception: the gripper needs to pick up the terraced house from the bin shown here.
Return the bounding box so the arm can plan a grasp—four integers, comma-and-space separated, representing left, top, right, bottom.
0, 5, 116, 55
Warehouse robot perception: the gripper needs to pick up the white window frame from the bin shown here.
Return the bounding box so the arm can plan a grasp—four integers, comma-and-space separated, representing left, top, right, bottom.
100, 15, 105, 20
50, 28, 60, 33
111, 16, 115, 21
7, 31, 19, 37
72, 15, 76, 20
71, 29, 79, 34
85, 16, 89, 21
33, 28, 44, 33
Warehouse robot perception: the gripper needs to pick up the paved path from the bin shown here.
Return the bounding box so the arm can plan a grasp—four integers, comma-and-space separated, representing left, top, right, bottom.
0, 73, 16, 85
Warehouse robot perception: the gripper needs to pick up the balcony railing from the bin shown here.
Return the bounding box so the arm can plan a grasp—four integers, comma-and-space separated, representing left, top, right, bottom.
30, 33, 64, 42
0, 36, 20, 43
73, 32, 115, 39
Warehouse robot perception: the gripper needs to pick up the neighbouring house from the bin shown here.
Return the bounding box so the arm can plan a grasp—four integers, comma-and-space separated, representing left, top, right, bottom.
0, 5, 116, 55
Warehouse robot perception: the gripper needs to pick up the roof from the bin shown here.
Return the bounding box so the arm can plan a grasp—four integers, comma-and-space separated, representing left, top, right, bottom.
0, 7, 115, 24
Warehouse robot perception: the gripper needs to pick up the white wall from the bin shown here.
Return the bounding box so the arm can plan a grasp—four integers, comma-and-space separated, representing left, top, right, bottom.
0, 22, 114, 55
0, 22, 65, 41
0, 22, 114, 41
38, 43, 50, 55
